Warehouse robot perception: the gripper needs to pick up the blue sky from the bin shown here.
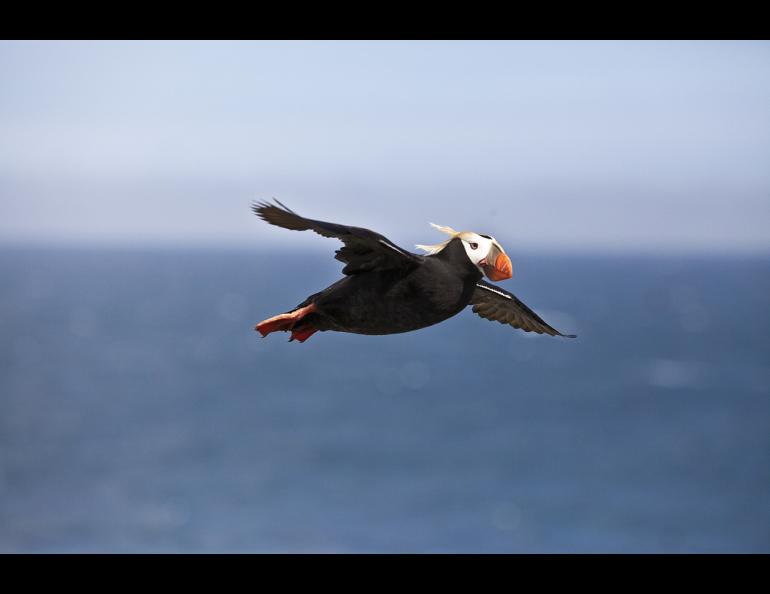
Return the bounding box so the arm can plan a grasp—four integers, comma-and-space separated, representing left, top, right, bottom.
1, 40, 769, 252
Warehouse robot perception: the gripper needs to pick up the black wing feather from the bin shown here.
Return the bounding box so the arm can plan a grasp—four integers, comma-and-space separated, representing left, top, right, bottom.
470, 280, 577, 338
252, 200, 422, 275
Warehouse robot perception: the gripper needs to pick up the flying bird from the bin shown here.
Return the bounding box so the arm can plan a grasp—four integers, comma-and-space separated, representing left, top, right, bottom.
252, 200, 576, 343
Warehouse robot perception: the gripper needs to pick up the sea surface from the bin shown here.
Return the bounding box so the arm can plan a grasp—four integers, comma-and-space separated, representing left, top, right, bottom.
0, 245, 768, 553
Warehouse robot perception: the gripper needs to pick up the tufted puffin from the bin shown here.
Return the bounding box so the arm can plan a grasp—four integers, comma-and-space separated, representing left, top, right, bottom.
252, 200, 576, 343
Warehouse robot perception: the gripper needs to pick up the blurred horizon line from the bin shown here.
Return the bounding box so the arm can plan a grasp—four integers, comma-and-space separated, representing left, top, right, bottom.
2, 236, 769, 259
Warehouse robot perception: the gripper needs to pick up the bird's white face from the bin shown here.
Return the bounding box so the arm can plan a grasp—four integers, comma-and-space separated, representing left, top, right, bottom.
458, 232, 512, 281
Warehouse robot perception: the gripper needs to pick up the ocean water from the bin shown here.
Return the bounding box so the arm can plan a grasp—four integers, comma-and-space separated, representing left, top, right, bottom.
0, 245, 768, 553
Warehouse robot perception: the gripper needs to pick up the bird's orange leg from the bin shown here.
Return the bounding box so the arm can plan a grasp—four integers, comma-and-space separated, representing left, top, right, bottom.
289, 325, 318, 343
255, 303, 317, 338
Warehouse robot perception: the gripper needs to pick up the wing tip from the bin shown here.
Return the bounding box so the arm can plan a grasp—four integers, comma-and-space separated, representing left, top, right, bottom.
250, 199, 272, 217
251, 198, 300, 224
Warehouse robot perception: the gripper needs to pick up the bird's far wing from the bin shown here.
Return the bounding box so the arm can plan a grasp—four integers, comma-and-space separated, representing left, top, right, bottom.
252, 200, 423, 275
470, 280, 577, 338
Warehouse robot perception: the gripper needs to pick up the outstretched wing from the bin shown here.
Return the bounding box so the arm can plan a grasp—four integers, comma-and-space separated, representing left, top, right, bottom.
470, 280, 577, 338
252, 200, 422, 275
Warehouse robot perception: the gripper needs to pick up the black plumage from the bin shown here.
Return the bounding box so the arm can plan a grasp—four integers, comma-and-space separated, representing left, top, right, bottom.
471, 280, 576, 338
252, 201, 576, 342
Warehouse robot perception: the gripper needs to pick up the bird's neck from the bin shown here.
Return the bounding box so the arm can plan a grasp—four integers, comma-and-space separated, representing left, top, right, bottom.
434, 238, 483, 281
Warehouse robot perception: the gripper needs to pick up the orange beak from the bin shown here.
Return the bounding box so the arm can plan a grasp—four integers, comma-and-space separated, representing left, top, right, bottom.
483, 252, 512, 281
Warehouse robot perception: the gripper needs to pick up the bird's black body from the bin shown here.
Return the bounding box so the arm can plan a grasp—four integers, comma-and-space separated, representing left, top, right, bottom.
298, 238, 483, 335
252, 200, 576, 342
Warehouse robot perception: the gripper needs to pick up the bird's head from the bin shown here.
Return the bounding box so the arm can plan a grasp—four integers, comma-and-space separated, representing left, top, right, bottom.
416, 223, 512, 281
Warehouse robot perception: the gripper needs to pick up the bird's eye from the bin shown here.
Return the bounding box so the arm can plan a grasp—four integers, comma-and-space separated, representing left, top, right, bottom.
469, 242, 478, 250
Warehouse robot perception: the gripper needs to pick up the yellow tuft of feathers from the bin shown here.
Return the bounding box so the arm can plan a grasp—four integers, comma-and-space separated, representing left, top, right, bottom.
415, 223, 463, 254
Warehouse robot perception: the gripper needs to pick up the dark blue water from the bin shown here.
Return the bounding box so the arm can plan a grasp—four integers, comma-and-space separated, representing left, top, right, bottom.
1, 245, 768, 552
